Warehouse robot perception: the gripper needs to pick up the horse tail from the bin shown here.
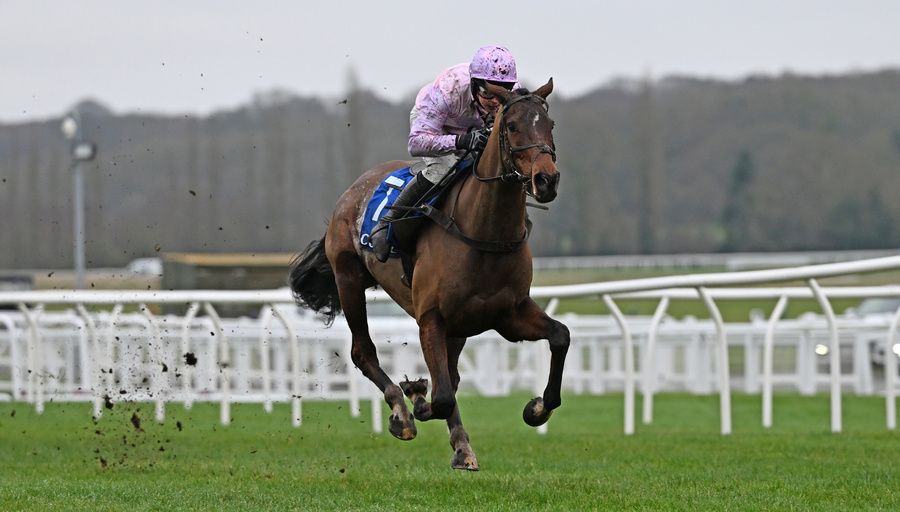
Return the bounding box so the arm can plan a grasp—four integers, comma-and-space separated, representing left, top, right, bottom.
288, 236, 341, 325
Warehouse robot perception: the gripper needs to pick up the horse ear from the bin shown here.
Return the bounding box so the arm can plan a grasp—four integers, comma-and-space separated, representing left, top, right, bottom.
484, 82, 513, 104
534, 78, 554, 99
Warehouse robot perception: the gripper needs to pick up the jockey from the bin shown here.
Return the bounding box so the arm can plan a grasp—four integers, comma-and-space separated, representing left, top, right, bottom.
371, 45, 518, 262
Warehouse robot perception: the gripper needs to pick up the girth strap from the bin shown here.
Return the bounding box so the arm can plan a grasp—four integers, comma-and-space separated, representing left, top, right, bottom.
416, 204, 528, 253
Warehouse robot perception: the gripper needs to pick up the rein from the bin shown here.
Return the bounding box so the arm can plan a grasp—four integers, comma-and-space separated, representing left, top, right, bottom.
406, 93, 555, 254
473, 94, 557, 185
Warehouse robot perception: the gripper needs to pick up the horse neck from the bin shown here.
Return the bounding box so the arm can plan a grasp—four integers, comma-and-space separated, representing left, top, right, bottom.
455, 138, 527, 242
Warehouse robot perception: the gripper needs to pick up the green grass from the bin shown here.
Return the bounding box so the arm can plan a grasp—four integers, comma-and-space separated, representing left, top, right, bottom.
3, 394, 900, 510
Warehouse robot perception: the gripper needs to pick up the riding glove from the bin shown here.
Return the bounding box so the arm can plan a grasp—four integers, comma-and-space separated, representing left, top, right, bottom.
456, 128, 490, 153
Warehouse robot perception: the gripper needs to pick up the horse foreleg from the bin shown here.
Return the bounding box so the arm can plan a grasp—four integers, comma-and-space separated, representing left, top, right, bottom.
400, 335, 477, 470
400, 310, 455, 421
446, 403, 478, 470
497, 298, 570, 427
333, 259, 416, 440
445, 337, 478, 471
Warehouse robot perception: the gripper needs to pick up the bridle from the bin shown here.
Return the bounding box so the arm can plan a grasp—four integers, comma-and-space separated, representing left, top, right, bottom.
473, 93, 557, 185
421, 92, 554, 253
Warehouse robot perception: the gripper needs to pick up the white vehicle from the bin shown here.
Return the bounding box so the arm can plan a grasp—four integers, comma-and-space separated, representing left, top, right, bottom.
848, 298, 900, 367
125, 257, 162, 276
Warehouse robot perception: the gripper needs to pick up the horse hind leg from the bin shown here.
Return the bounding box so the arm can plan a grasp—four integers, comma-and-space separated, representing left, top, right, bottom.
333, 254, 416, 440
399, 377, 431, 421
498, 298, 570, 427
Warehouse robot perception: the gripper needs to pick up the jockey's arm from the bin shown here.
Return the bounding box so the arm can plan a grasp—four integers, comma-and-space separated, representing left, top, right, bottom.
407, 89, 459, 158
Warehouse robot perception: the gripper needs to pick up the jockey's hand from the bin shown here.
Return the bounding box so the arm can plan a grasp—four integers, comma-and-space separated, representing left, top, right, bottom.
456, 127, 490, 153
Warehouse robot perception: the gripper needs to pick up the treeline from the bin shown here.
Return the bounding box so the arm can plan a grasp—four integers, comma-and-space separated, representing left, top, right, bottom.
1, 70, 899, 269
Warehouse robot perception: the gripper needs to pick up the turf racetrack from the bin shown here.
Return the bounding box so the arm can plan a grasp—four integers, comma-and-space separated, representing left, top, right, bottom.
2, 393, 900, 510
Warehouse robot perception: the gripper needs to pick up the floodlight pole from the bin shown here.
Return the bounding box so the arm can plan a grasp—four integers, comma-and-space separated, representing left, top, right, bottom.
61, 110, 96, 290
72, 159, 86, 289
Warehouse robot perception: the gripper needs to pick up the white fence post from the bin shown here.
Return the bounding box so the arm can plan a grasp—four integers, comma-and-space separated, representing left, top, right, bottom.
138, 304, 166, 423
642, 297, 669, 425
202, 302, 230, 426
0, 314, 24, 401
762, 295, 789, 428
270, 304, 304, 428
257, 306, 275, 413
808, 279, 842, 433
18, 304, 45, 414
698, 287, 731, 436
885, 305, 900, 430
180, 302, 200, 409
603, 295, 634, 436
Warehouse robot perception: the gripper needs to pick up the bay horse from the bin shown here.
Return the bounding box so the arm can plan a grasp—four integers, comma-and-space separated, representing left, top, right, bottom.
289, 79, 569, 470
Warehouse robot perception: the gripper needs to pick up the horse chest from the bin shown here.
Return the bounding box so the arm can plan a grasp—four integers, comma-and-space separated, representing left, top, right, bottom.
438, 287, 519, 332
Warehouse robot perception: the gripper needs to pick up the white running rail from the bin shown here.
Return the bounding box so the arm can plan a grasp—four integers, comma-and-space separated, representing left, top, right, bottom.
1, 255, 899, 436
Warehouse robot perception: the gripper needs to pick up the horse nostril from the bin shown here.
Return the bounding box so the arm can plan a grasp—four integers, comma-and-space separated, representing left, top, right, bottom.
535, 172, 557, 189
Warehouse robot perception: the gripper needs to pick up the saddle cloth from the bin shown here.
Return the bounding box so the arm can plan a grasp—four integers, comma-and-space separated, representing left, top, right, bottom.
359, 166, 435, 257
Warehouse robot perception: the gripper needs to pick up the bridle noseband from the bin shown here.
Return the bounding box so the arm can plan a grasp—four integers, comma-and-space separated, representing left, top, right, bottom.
474, 93, 556, 185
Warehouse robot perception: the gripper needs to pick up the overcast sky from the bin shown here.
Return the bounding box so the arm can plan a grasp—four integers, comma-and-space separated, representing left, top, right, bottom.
2, 0, 899, 123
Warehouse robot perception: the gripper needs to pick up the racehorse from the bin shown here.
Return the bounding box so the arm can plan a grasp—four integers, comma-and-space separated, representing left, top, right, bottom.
289, 79, 569, 470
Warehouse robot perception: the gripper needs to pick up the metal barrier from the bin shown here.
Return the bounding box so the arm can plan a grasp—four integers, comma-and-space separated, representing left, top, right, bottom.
1, 255, 899, 436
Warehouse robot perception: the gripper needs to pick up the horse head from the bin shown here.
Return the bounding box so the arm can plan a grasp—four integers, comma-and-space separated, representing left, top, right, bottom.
484, 78, 558, 203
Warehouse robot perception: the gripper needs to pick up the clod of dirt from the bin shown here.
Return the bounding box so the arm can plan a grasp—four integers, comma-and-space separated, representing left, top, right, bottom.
161, 363, 168, 372
184, 352, 198, 366
9, 410, 14, 418
99, 457, 108, 468
130, 412, 143, 432
176, 421, 183, 431
103, 395, 114, 410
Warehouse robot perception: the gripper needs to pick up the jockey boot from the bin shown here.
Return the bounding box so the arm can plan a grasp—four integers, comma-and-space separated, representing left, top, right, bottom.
371, 173, 435, 262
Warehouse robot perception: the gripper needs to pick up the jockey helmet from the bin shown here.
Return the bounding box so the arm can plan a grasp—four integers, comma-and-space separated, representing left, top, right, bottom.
469, 46, 517, 84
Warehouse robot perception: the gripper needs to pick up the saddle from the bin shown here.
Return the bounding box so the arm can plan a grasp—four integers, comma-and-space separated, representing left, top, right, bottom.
390, 161, 469, 287
366, 156, 533, 288
392, 172, 534, 288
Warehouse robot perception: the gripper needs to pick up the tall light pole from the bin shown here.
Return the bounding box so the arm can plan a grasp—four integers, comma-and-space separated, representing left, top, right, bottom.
61, 112, 97, 289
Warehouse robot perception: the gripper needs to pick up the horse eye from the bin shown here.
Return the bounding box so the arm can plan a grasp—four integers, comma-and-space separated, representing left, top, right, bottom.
507, 123, 518, 133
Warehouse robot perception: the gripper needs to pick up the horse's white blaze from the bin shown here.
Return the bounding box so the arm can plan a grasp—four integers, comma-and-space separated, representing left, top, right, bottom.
532, 113, 540, 128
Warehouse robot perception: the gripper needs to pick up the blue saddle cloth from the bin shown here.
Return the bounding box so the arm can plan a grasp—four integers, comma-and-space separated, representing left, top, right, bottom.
359, 166, 432, 257
359, 159, 473, 257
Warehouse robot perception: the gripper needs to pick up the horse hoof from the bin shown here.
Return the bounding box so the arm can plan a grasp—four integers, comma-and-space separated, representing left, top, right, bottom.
412, 398, 432, 422
451, 448, 479, 471
399, 378, 429, 399
522, 397, 553, 427
389, 413, 417, 441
